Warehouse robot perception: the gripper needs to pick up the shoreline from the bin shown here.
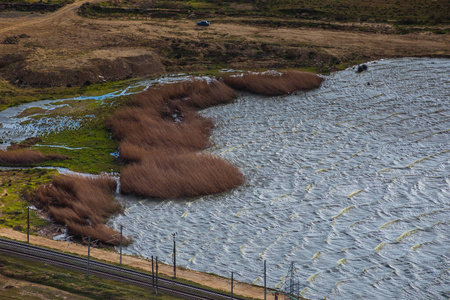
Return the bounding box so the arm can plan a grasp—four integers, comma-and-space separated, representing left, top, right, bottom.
0, 228, 269, 299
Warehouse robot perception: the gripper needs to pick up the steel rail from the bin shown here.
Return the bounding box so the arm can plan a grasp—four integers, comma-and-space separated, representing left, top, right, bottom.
0, 237, 243, 300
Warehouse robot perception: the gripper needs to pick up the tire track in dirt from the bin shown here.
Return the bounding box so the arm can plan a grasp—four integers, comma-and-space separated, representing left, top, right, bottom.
0, 0, 101, 36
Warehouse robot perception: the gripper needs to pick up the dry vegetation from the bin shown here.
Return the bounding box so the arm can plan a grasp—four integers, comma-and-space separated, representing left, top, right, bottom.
0, 136, 68, 166
28, 174, 127, 246
0, 149, 68, 166
110, 74, 325, 198
108, 79, 244, 199
223, 71, 324, 96
121, 150, 244, 198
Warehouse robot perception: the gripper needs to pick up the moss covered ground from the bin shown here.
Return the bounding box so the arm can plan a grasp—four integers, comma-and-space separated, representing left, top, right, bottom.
0, 169, 54, 232
0, 78, 142, 113
32, 97, 124, 174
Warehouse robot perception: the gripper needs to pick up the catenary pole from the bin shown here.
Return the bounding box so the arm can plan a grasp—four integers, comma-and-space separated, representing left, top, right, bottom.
152, 255, 154, 287
173, 232, 177, 278
231, 272, 234, 300
119, 225, 123, 265
264, 260, 267, 300
155, 256, 159, 295
87, 235, 91, 277
27, 206, 30, 243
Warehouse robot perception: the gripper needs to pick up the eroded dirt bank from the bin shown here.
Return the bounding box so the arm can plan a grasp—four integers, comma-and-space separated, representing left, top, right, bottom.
0, 0, 449, 87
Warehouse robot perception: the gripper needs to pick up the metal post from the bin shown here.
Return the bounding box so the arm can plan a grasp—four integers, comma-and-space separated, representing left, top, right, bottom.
27, 207, 30, 243
119, 225, 123, 265
231, 272, 234, 300
172, 232, 177, 279
151, 255, 154, 287
155, 256, 159, 295
264, 260, 267, 300
87, 236, 91, 277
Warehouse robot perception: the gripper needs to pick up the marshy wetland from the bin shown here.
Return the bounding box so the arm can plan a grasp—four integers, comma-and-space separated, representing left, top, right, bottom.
1, 57, 448, 299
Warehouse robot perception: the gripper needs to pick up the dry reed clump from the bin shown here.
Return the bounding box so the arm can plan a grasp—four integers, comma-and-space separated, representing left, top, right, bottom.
0, 149, 68, 166
222, 71, 324, 96
109, 107, 213, 151
31, 174, 128, 246
120, 150, 244, 198
153, 79, 237, 109
107, 79, 244, 199
7, 137, 42, 151
129, 79, 235, 110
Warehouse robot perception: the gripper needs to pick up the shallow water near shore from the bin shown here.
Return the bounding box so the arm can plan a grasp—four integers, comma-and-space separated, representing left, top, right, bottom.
0, 73, 205, 149
112, 58, 449, 299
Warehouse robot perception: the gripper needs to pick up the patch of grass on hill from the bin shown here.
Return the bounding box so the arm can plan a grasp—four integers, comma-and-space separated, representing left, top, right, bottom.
0, 169, 54, 231
89, 0, 449, 26
0, 0, 72, 5
0, 254, 179, 299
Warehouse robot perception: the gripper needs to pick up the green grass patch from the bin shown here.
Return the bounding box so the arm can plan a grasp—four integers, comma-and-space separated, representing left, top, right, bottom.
0, 78, 140, 113
32, 98, 125, 174
0, 0, 72, 4
90, 0, 449, 26
0, 254, 180, 299
0, 169, 54, 231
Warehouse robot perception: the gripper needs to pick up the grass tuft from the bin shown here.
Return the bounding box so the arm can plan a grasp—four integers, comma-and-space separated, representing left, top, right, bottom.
29, 174, 128, 246
108, 79, 244, 199
120, 150, 244, 198
0, 149, 68, 166
223, 71, 324, 96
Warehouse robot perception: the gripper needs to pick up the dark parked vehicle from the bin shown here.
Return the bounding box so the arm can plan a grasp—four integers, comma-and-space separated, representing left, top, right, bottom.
197, 20, 210, 26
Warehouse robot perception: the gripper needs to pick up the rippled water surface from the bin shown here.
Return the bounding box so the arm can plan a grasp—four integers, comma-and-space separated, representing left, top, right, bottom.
112, 58, 449, 299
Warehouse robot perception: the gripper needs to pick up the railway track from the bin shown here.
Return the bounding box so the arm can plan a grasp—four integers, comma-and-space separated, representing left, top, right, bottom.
0, 237, 243, 300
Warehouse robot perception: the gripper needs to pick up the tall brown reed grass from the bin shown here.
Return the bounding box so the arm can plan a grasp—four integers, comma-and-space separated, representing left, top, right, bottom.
153, 80, 236, 109
0, 149, 68, 166
108, 107, 213, 151
120, 150, 244, 198
7, 137, 42, 151
222, 71, 324, 96
30, 174, 127, 246
129, 79, 235, 110
107, 79, 244, 199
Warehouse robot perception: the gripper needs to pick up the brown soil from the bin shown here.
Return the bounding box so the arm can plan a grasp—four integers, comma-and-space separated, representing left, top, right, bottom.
0, 228, 269, 299
0, 0, 448, 87
0, 273, 89, 300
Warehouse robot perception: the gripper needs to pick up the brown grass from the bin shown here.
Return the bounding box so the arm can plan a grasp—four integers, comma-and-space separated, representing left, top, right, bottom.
120, 150, 244, 198
108, 107, 213, 151
30, 175, 128, 246
222, 71, 324, 96
7, 137, 42, 151
152, 79, 237, 109
0, 149, 68, 166
107, 79, 244, 199
129, 79, 235, 109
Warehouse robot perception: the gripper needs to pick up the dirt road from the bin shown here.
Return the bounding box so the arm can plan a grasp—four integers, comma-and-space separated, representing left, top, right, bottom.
0, 0, 448, 87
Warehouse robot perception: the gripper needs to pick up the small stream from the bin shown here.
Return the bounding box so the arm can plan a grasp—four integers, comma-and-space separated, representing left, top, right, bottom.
0, 73, 208, 149
1, 58, 448, 299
